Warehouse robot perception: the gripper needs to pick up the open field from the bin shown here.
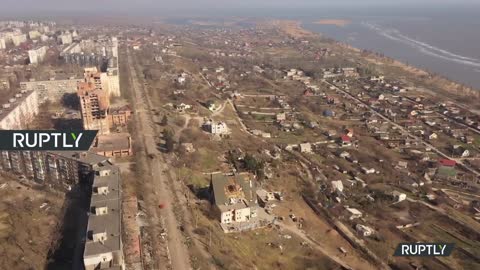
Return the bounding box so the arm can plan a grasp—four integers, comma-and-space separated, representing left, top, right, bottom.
0, 176, 63, 270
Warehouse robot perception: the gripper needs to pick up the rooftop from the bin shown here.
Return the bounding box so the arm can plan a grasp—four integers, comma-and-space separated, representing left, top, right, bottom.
0, 90, 36, 124
91, 133, 131, 152
49, 151, 112, 166
84, 165, 122, 257
210, 174, 256, 207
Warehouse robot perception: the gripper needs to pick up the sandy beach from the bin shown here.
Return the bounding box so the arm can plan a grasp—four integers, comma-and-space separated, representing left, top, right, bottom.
313, 19, 351, 27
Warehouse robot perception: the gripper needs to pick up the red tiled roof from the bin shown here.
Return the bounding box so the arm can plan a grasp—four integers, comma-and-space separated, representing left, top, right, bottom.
439, 159, 456, 167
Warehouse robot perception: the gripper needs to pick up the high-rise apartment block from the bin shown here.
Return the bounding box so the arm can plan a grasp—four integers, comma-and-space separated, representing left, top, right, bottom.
0, 90, 39, 130
28, 46, 47, 64
78, 68, 110, 134
59, 32, 73, 44
11, 33, 27, 46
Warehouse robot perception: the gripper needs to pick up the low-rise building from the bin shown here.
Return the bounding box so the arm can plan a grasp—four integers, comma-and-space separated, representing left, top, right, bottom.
345, 207, 363, 220
209, 174, 257, 224
299, 143, 312, 153
392, 191, 407, 202
108, 105, 132, 127
355, 224, 374, 237
256, 189, 275, 207
0, 77, 10, 90
203, 120, 228, 135
276, 113, 286, 122
91, 133, 133, 157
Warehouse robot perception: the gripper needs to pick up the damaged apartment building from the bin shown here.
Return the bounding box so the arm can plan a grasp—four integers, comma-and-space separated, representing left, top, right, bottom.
0, 150, 126, 270
78, 67, 111, 135
0, 150, 107, 189
83, 157, 124, 270
0, 89, 39, 130
209, 174, 274, 233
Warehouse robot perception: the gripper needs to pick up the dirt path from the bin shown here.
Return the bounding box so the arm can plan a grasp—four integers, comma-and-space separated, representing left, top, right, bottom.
227, 99, 255, 136
276, 222, 354, 270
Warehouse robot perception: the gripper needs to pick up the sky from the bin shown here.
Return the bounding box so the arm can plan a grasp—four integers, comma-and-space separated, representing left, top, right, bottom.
0, 0, 479, 17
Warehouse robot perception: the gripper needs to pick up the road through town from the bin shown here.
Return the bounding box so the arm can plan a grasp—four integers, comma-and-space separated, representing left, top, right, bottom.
126, 47, 192, 270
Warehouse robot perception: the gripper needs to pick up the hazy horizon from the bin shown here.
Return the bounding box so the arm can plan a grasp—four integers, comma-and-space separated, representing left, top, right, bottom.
1, 0, 479, 18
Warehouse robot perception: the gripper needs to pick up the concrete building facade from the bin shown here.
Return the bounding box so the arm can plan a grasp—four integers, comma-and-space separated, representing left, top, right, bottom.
20, 77, 83, 103
59, 33, 73, 44
108, 105, 132, 127
28, 30, 41, 39
209, 174, 257, 224
0, 90, 39, 130
78, 81, 110, 134
28, 46, 47, 64
203, 120, 228, 135
0, 151, 125, 269
106, 67, 120, 97
11, 33, 27, 46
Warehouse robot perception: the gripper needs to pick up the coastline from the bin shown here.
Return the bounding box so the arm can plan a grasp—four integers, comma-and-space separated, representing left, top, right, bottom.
313, 19, 351, 27
265, 19, 319, 38
271, 19, 480, 108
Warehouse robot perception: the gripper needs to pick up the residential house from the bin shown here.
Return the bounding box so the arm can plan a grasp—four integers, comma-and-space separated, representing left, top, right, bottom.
299, 143, 312, 153
209, 174, 257, 224
203, 120, 229, 135
355, 224, 374, 237
392, 191, 407, 202
345, 207, 362, 220
256, 189, 275, 207
340, 135, 352, 147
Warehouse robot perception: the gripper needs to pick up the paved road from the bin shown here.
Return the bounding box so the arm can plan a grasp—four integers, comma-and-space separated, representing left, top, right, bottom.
126, 47, 192, 270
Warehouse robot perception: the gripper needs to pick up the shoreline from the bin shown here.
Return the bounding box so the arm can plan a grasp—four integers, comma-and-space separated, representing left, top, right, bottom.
313, 19, 351, 27
271, 19, 479, 107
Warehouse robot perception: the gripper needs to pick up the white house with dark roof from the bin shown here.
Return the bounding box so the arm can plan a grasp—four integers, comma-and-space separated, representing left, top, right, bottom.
209, 174, 257, 224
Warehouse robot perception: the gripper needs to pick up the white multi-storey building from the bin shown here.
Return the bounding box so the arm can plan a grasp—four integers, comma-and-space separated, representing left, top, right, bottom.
0, 90, 39, 130
11, 33, 27, 46
20, 77, 83, 103
28, 30, 41, 39
28, 46, 47, 64
59, 33, 73, 44
203, 120, 229, 135
209, 174, 258, 224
